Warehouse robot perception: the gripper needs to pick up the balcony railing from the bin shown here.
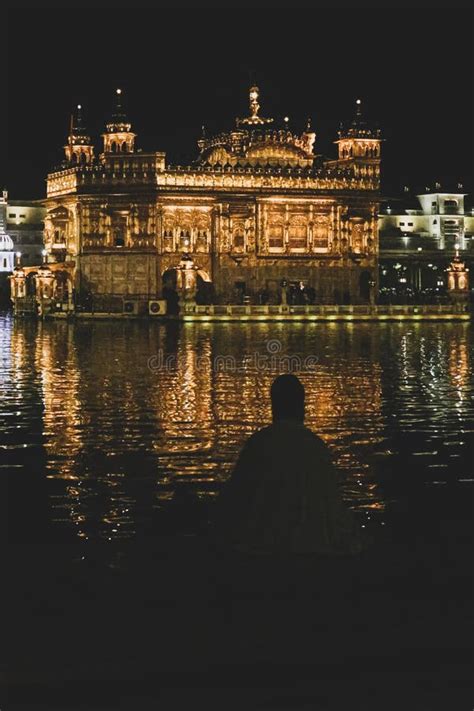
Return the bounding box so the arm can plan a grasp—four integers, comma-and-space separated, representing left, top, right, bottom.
189, 303, 469, 318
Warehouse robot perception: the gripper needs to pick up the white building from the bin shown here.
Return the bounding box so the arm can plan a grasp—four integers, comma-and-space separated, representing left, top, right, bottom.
378, 187, 473, 300
0, 191, 15, 273
5, 195, 45, 266
0, 234, 15, 273
379, 188, 474, 252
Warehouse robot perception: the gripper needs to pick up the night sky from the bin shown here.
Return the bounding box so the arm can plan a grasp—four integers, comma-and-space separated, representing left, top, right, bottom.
4, 9, 473, 201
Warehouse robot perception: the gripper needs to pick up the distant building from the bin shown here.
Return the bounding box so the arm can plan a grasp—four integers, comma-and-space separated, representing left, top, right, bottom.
378, 187, 474, 301
0, 191, 15, 274
5, 195, 45, 266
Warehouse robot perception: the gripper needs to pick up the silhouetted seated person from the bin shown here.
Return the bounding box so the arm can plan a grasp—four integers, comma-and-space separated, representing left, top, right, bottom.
216, 374, 362, 555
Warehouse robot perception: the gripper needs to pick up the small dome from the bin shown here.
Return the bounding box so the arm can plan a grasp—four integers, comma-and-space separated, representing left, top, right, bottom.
0, 233, 14, 251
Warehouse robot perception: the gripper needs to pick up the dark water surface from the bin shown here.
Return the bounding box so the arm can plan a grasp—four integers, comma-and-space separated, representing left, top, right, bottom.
2, 313, 473, 543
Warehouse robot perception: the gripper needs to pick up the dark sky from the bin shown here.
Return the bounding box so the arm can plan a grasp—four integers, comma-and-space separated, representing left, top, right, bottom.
4, 9, 473, 200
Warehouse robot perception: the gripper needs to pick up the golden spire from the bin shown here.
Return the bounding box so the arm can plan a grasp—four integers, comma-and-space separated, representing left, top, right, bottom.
249, 86, 260, 119
237, 85, 273, 127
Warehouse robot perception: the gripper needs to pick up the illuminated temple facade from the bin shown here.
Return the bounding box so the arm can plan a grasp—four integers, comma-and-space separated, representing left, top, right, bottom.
13, 87, 382, 313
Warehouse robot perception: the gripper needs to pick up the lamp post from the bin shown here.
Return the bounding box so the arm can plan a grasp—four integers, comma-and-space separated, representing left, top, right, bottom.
447, 248, 469, 305
15, 251, 22, 267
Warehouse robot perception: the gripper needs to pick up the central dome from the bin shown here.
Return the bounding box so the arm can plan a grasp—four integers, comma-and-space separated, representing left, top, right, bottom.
197, 86, 316, 169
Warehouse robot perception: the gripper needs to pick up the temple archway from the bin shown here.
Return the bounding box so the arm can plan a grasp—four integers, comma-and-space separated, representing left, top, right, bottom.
53, 270, 73, 303
25, 272, 37, 297
162, 258, 213, 308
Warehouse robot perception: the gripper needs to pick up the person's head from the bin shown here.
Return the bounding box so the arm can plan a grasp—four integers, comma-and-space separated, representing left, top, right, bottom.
270, 374, 305, 423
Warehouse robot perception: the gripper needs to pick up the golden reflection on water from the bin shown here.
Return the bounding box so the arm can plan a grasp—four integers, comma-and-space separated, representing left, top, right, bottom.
2, 315, 472, 541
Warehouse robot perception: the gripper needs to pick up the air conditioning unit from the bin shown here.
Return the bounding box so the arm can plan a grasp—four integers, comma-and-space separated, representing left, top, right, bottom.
123, 300, 138, 315
148, 299, 167, 316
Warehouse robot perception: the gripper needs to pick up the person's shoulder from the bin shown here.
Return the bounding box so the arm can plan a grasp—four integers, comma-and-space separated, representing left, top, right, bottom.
245, 423, 331, 453
244, 423, 300, 448
306, 429, 330, 447
236, 425, 275, 460
287, 425, 334, 459
306, 428, 333, 452
246, 425, 274, 444
273, 421, 323, 440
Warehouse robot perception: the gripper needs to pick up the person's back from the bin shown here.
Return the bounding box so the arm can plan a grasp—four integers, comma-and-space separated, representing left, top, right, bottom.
216, 374, 362, 555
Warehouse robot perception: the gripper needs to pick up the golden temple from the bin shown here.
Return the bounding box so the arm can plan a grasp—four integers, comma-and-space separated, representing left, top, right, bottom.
11, 86, 383, 315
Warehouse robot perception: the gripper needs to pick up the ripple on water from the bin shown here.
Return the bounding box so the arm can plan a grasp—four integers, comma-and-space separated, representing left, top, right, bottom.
1, 313, 472, 541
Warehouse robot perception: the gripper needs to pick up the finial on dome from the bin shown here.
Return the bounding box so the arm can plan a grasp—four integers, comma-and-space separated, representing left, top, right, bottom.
237, 85, 273, 127
75, 104, 83, 127
115, 88, 123, 111
306, 117, 312, 131
107, 86, 129, 127
71, 103, 86, 134
249, 85, 260, 118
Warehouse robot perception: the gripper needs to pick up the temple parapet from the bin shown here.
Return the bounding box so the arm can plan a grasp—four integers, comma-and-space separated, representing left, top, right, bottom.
48, 161, 379, 198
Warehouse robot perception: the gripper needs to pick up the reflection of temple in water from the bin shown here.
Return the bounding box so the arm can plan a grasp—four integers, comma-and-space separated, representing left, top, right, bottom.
24, 318, 474, 540
4, 317, 50, 539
